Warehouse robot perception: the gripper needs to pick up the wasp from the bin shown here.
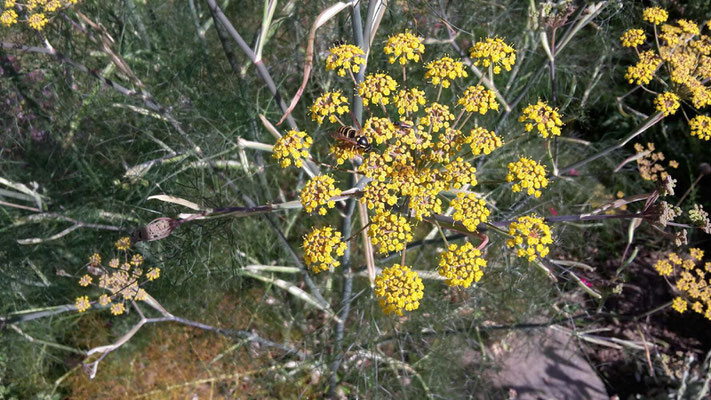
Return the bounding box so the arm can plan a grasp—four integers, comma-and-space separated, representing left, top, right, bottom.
330, 125, 373, 152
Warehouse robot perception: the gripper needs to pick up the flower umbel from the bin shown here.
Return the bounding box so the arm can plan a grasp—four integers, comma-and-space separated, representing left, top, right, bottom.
325, 44, 365, 77
458, 85, 499, 115
75, 296, 91, 312
368, 210, 413, 254
393, 88, 426, 115
303, 226, 347, 274
300, 175, 341, 215
506, 214, 553, 261
506, 157, 549, 198
643, 7, 668, 25
620, 29, 646, 47
383, 31, 425, 65
450, 192, 489, 232
519, 99, 563, 138
470, 37, 516, 74
654, 92, 680, 116
689, 115, 711, 140
466, 127, 503, 155
310, 91, 349, 124
273, 130, 313, 168
374, 264, 424, 316
438, 242, 487, 288
424, 56, 468, 88
358, 73, 398, 107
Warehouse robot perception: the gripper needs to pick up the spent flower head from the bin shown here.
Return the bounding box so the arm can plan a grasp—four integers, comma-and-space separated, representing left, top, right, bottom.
383, 31, 425, 64
273, 130, 313, 168
438, 242, 487, 288
302, 226, 347, 274
374, 264, 424, 316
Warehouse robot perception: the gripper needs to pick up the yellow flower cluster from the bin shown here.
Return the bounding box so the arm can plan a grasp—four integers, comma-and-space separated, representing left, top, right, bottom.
458, 85, 499, 115
1, 9, 17, 27
28, 12, 47, 30
506, 214, 553, 261
383, 31, 425, 65
690, 115, 711, 140
438, 242, 487, 288
429, 127, 463, 163
633, 142, 678, 182
360, 180, 398, 211
75, 296, 91, 312
466, 127, 503, 155
75, 239, 158, 316
407, 186, 442, 220
300, 174, 341, 215
419, 102, 454, 132
451, 192, 489, 232
115, 237, 131, 251
302, 226, 347, 274
624, 50, 662, 85
79, 274, 92, 287
395, 121, 432, 151
470, 37, 516, 74
424, 56, 468, 88
519, 99, 563, 138
363, 117, 396, 144
506, 157, 548, 198
1, 0, 78, 30
273, 130, 312, 168
654, 92, 680, 116
368, 210, 412, 254
310, 91, 349, 124
620, 29, 646, 47
325, 44, 365, 77
358, 73, 398, 106
329, 144, 363, 166
442, 158, 478, 189
624, 13, 711, 113
393, 88, 427, 115
374, 264, 424, 316
642, 7, 668, 25
655, 250, 711, 320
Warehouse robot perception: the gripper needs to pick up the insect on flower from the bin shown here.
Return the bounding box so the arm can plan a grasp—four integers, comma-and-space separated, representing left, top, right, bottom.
330, 124, 373, 152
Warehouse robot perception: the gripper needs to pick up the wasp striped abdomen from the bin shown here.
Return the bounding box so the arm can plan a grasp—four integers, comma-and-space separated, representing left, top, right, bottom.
330, 126, 372, 152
